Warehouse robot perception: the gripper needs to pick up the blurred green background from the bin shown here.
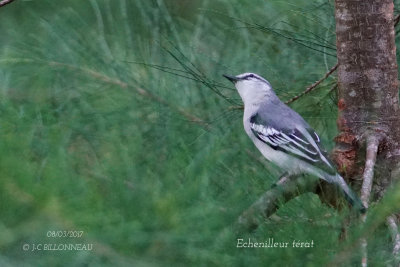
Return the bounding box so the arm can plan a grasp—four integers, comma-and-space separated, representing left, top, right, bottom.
0, 0, 399, 266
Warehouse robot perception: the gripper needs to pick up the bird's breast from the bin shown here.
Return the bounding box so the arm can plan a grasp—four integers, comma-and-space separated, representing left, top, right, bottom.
242, 109, 254, 136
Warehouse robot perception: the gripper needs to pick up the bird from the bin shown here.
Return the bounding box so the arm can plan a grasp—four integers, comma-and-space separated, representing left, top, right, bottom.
223, 72, 366, 213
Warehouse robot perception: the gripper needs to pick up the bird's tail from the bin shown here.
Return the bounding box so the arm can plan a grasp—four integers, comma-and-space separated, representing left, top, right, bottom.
332, 174, 366, 213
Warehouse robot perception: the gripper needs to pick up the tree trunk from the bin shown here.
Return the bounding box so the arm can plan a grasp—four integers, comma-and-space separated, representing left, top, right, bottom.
333, 0, 400, 201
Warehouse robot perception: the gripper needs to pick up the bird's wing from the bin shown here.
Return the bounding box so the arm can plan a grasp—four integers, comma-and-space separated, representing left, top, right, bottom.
250, 113, 336, 176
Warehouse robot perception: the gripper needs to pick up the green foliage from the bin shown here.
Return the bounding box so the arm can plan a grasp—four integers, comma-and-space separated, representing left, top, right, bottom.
0, 0, 397, 266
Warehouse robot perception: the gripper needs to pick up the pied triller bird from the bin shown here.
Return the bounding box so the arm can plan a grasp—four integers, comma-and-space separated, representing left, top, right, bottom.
223, 72, 366, 213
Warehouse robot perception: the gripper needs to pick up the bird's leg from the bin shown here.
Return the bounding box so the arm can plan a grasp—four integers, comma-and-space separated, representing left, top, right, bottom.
271, 172, 291, 188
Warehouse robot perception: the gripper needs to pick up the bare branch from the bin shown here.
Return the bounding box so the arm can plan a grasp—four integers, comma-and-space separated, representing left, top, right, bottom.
0, 0, 16, 7
285, 63, 338, 104
360, 238, 367, 267
360, 135, 380, 267
20, 59, 210, 130
387, 215, 400, 262
226, 64, 338, 110
394, 14, 400, 27
235, 174, 317, 233
45, 61, 211, 129
228, 105, 244, 111
328, 83, 338, 94
360, 136, 380, 208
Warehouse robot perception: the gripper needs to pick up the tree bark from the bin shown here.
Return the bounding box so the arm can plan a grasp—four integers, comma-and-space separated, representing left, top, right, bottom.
0, 0, 16, 7
333, 2, 400, 264
333, 0, 400, 199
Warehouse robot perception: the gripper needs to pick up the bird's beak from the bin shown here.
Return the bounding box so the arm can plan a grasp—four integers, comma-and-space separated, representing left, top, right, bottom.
223, 74, 239, 84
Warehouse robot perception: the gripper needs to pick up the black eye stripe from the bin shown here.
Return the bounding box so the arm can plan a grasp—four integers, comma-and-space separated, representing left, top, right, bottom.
245, 74, 256, 80
237, 73, 271, 86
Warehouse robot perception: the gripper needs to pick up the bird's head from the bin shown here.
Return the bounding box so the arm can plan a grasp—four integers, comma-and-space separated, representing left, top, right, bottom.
223, 73, 273, 104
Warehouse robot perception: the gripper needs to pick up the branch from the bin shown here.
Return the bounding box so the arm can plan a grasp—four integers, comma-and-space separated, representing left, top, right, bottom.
2, 58, 211, 130
328, 83, 338, 94
285, 63, 338, 104
394, 14, 400, 27
360, 135, 380, 267
226, 64, 338, 110
387, 215, 400, 262
45, 60, 211, 130
0, 0, 16, 7
235, 174, 317, 233
228, 105, 243, 111
360, 136, 379, 207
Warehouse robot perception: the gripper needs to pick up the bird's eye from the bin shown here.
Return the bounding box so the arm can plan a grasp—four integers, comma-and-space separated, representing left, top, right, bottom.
247, 74, 255, 79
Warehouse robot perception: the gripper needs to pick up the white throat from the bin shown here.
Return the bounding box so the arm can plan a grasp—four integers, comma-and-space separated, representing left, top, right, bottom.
236, 80, 272, 108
